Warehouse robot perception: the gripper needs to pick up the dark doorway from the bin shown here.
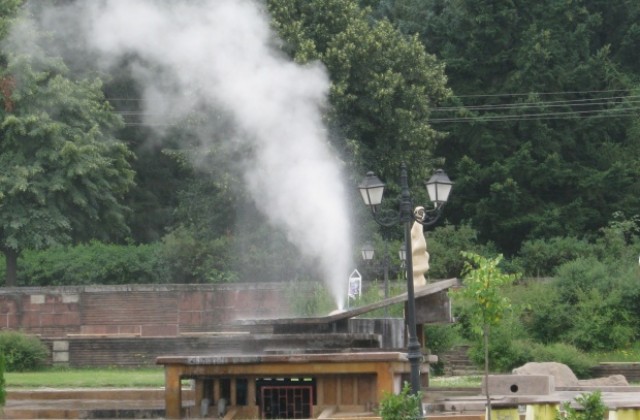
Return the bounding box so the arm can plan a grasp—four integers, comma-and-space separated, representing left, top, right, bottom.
257, 378, 315, 419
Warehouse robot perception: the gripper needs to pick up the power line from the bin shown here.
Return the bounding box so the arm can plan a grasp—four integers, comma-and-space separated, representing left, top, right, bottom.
449, 88, 632, 99
429, 90, 640, 123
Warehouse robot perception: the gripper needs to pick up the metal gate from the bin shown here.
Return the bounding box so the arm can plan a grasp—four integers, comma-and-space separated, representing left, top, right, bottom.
260, 385, 313, 419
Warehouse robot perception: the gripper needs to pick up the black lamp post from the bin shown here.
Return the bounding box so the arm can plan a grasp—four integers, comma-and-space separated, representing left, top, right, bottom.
358, 163, 452, 412
361, 241, 396, 317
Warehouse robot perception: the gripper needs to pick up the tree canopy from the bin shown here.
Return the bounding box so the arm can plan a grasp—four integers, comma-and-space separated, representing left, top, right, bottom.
0, 16, 134, 285
267, 0, 451, 189
379, 0, 640, 254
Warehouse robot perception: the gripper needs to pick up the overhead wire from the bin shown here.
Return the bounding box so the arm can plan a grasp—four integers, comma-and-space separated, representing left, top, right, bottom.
428, 90, 640, 123
106, 88, 640, 126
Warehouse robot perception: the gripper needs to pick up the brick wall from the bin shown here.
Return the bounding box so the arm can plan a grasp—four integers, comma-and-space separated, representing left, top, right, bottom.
0, 283, 293, 338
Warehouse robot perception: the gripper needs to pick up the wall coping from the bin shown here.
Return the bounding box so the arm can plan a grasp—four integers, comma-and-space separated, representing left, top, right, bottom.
0, 282, 292, 295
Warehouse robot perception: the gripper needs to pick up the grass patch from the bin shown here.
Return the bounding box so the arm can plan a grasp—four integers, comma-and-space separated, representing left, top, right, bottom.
5, 367, 165, 388
429, 375, 482, 388
592, 343, 640, 363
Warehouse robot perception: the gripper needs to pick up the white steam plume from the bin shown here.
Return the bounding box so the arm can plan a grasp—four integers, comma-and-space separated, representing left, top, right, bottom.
25, 0, 353, 309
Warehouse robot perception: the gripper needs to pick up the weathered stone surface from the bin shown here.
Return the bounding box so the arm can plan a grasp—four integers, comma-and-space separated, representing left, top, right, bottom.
512, 362, 579, 387
579, 374, 629, 386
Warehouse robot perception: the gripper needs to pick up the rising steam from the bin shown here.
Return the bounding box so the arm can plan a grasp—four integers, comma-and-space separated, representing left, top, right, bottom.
12, 0, 352, 309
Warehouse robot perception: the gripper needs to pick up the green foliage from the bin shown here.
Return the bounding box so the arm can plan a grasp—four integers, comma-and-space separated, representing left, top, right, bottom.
350, 279, 406, 318
2, 241, 168, 286
426, 224, 496, 279
0, 0, 22, 44
160, 227, 238, 284
454, 253, 519, 336
554, 258, 610, 305
286, 281, 335, 317
517, 236, 593, 277
556, 392, 607, 420
466, 317, 528, 372
267, 0, 451, 191
425, 324, 461, 375
468, 339, 595, 378
0, 353, 5, 406
0, 331, 48, 371
424, 324, 459, 355
551, 258, 637, 351
0, 33, 135, 285
566, 288, 635, 352
518, 281, 570, 344
393, 0, 640, 255
529, 342, 595, 379
377, 382, 421, 420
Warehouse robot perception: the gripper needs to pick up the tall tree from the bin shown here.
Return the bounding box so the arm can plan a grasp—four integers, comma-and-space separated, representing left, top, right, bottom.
267, 0, 451, 195
0, 30, 134, 285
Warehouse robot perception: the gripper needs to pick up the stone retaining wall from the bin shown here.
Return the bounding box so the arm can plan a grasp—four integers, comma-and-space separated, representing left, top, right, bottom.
0, 283, 293, 338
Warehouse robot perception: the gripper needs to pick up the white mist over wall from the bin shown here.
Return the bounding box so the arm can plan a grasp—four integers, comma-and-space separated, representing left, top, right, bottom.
18, 0, 352, 309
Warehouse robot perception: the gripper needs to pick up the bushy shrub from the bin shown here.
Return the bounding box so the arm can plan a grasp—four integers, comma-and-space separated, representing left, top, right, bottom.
426, 224, 496, 279
14, 241, 169, 286
425, 324, 459, 355
470, 339, 595, 378
425, 324, 461, 375
0, 332, 49, 371
516, 236, 592, 278
517, 280, 571, 344
557, 391, 606, 420
554, 258, 608, 305
377, 382, 421, 420
564, 288, 635, 352
467, 326, 529, 372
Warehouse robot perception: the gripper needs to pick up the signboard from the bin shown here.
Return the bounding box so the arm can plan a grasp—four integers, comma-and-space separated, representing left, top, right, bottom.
348, 269, 362, 300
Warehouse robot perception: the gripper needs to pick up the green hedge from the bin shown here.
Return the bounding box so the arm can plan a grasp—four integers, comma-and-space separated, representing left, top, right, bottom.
2, 241, 170, 287
0, 332, 49, 372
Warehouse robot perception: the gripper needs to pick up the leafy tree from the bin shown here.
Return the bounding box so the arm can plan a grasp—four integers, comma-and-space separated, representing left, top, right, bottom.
453, 252, 518, 419
0, 35, 134, 285
0, 0, 22, 44
267, 0, 451, 195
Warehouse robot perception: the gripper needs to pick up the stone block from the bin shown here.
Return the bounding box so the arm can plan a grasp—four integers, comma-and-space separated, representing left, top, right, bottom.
30, 295, 45, 305
482, 374, 554, 395
141, 324, 178, 337
52, 340, 69, 351
52, 351, 69, 363
62, 294, 80, 303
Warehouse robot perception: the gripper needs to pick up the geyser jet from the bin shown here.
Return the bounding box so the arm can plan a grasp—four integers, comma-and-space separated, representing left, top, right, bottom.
17, 0, 352, 308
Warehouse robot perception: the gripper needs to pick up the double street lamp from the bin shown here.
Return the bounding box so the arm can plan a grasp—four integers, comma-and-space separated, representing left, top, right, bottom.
358, 163, 452, 410
361, 241, 398, 317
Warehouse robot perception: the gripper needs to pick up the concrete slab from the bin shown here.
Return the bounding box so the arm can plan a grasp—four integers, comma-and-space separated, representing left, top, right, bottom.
483, 374, 555, 395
